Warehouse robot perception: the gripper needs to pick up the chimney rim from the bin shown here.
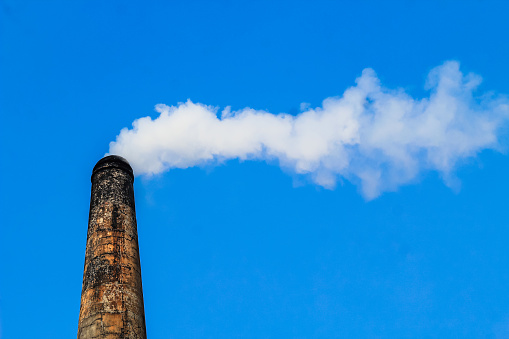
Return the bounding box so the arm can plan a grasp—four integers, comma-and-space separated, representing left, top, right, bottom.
92, 155, 134, 182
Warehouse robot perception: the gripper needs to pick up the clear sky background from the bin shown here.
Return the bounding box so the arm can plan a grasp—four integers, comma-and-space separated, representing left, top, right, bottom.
1, 0, 509, 338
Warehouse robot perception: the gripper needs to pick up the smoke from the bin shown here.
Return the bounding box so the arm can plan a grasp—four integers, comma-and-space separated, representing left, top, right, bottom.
109, 61, 509, 199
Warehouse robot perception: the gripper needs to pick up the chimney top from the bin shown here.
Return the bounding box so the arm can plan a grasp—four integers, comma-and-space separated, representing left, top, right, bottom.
92, 155, 134, 182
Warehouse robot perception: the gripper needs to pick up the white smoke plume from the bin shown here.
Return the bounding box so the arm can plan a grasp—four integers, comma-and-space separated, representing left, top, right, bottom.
109, 61, 509, 199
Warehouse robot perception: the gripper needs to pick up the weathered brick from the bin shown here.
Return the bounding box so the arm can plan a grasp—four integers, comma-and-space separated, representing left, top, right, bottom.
78, 156, 146, 339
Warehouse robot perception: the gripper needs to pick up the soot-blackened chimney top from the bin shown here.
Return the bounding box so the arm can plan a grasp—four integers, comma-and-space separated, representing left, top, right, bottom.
91, 154, 134, 182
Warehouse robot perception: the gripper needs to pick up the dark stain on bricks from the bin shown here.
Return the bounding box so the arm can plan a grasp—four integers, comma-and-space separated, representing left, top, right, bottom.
111, 205, 120, 230
83, 256, 120, 292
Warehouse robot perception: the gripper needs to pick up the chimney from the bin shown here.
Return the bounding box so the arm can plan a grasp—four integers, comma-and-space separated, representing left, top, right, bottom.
77, 155, 147, 338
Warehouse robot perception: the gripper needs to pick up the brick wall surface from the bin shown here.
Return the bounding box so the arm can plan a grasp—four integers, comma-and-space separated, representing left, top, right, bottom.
78, 156, 147, 339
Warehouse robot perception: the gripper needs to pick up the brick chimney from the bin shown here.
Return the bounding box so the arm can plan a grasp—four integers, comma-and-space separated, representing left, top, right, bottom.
78, 155, 146, 338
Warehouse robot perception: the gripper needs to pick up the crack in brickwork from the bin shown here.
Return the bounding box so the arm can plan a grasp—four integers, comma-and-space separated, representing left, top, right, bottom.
78, 156, 147, 339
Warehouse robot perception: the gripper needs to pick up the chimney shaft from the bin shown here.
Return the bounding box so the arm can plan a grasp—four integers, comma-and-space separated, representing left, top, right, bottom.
78, 155, 147, 339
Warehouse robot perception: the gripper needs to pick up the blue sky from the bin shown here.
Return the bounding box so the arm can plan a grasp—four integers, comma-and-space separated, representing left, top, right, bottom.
1, 0, 509, 338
